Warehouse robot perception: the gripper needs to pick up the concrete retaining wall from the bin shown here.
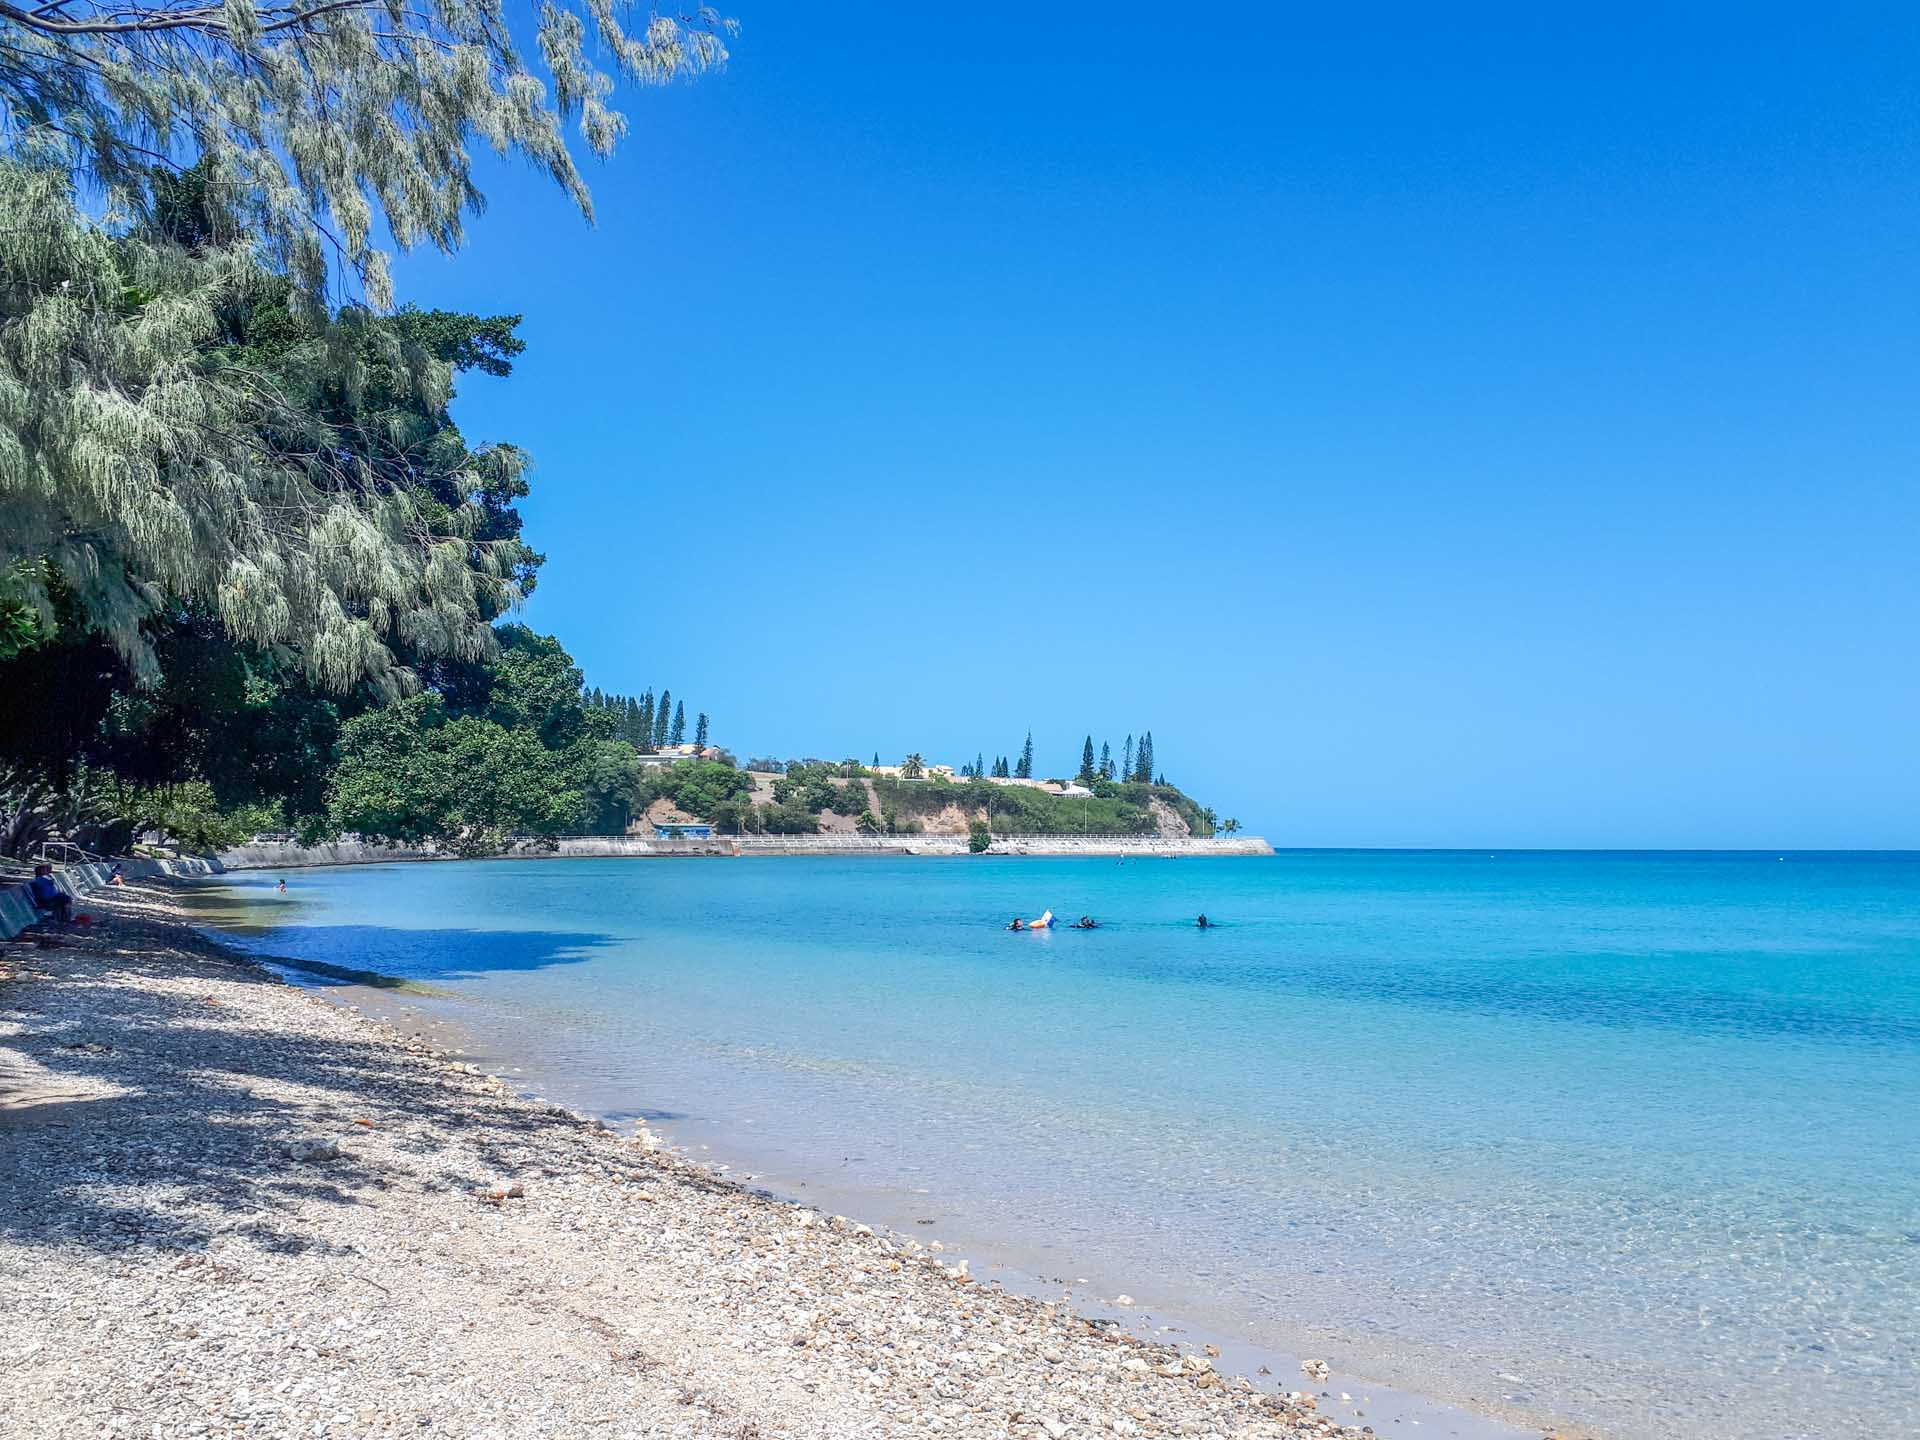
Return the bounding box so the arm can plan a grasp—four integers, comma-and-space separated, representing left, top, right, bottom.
218, 841, 443, 870
1, 854, 222, 942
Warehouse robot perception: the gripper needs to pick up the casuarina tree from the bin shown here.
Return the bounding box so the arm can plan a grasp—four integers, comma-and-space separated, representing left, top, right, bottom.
0, 1, 733, 309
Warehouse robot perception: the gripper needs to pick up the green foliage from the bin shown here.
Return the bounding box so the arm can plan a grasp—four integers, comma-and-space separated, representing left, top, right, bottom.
773, 763, 841, 812
860, 772, 1215, 838
577, 740, 644, 836
1, 0, 732, 307
0, 157, 537, 690
968, 819, 992, 853
829, 782, 870, 816
645, 760, 750, 821
120, 782, 283, 853
326, 693, 587, 855
390, 307, 526, 378
757, 799, 819, 835
709, 797, 753, 835
483, 627, 591, 749
979, 785, 1155, 837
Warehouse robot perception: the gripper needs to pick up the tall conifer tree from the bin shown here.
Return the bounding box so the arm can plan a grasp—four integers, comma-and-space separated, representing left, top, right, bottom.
1016, 732, 1034, 779
1078, 737, 1096, 782
1099, 742, 1112, 780
653, 689, 672, 748
669, 701, 686, 746
1122, 735, 1134, 783
694, 712, 709, 750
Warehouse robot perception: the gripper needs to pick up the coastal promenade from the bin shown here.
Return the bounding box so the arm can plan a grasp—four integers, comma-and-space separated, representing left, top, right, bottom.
218, 834, 1275, 870
0, 880, 1353, 1440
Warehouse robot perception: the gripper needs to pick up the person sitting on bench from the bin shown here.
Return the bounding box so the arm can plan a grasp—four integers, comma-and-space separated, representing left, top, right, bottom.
28, 864, 72, 924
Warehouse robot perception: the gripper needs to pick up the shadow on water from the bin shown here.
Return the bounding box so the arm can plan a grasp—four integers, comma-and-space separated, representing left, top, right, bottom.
176, 902, 613, 995
228, 924, 617, 985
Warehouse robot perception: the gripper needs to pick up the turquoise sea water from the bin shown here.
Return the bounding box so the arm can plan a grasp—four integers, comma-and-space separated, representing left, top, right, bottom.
193, 852, 1920, 1440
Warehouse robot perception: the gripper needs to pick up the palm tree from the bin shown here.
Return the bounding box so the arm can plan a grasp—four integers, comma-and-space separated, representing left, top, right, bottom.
1222, 818, 1241, 835
901, 753, 926, 779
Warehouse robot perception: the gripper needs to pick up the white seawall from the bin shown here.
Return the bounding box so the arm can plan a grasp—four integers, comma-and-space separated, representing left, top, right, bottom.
220, 834, 1275, 869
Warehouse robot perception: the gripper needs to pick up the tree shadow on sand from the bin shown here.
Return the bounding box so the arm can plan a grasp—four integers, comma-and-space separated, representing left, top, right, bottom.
0, 893, 624, 1260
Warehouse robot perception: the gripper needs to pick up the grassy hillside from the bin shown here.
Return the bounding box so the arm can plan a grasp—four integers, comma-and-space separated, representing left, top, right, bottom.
868, 776, 1214, 837
639, 760, 1222, 838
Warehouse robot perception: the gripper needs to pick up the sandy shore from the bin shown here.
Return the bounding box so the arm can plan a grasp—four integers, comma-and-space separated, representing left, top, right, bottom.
1, 880, 1363, 1440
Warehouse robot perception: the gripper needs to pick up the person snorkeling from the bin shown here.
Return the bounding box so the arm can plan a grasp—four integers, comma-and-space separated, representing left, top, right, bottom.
1007, 916, 1026, 931
1196, 913, 1213, 929
1071, 915, 1099, 929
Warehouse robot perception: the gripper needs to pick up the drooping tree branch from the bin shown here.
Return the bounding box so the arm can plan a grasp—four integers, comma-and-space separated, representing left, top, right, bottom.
0, 2, 734, 307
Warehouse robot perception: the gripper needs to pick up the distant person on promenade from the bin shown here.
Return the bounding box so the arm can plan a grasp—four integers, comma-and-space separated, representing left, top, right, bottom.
107, 864, 125, 886
29, 865, 72, 923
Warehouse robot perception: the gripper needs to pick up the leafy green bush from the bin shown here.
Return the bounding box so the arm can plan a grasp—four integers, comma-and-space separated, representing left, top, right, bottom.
645, 760, 751, 820
757, 800, 819, 834
328, 694, 589, 854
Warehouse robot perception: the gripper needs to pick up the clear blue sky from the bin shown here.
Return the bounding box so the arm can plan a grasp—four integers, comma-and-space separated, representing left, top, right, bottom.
391, 3, 1920, 848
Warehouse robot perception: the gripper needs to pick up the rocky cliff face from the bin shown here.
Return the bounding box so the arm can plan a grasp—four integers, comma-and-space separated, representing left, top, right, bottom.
1146, 797, 1193, 838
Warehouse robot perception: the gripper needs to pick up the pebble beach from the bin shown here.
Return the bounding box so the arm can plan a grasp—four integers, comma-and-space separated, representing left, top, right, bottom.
0, 880, 1370, 1440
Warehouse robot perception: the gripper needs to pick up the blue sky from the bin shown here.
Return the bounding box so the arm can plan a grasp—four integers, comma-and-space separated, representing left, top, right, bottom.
392, 3, 1920, 848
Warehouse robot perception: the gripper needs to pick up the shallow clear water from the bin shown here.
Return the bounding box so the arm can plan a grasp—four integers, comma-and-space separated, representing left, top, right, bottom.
194, 852, 1920, 1439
